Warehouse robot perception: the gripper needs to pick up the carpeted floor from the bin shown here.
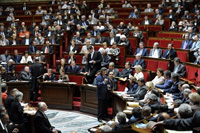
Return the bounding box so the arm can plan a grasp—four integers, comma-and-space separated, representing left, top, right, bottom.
46, 109, 101, 133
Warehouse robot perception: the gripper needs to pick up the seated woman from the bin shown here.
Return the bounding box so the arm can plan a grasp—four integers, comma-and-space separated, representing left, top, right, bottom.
140, 81, 155, 103
152, 68, 165, 86
96, 21, 105, 31
56, 58, 67, 72
66, 39, 78, 54
133, 65, 144, 80
108, 42, 120, 61
8, 68, 20, 81
127, 76, 138, 94
34, 33, 45, 45
9, 34, 19, 45
129, 107, 143, 124
58, 69, 69, 82
43, 69, 56, 82
98, 42, 110, 54
112, 112, 129, 131
67, 51, 76, 64
20, 51, 33, 63
154, 15, 164, 26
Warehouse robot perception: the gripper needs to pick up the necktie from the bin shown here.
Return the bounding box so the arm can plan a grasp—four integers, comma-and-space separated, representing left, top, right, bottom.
2, 41, 4, 46
32, 46, 35, 52
183, 41, 187, 49
45, 47, 49, 53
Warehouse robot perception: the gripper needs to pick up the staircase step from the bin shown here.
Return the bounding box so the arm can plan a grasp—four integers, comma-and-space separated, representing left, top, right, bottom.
73, 97, 81, 101
73, 101, 81, 111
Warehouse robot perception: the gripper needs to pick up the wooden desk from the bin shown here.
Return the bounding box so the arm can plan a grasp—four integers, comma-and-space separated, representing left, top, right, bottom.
6, 81, 30, 103
80, 84, 126, 116
40, 82, 76, 110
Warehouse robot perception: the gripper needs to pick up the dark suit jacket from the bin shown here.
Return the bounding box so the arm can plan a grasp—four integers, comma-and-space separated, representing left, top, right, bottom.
10, 101, 24, 124
66, 65, 80, 74
181, 40, 193, 49
134, 48, 149, 56
9, 40, 19, 45
162, 49, 177, 60
155, 79, 173, 89
41, 46, 54, 54
163, 111, 200, 131
44, 74, 56, 81
31, 62, 43, 78
22, 38, 33, 45
120, 68, 133, 78
28, 45, 39, 54
34, 110, 54, 133
130, 85, 147, 100
11, 55, 22, 64
5, 64, 15, 73
95, 37, 106, 44
127, 84, 138, 94
132, 59, 146, 69
173, 64, 186, 77
96, 75, 108, 99
86, 51, 102, 72
4, 95, 14, 117
141, 19, 153, 25
49, 37, 60, 45
20, 70, 31, 81
107, 36, 119, 45
108, 78, 118, 91
163, 81, 180, 94
72, 36, 82, 44
66, 44, 78, 53
90, 30, 100, 37
56, 65, 67, 72
107, 68, 120, 77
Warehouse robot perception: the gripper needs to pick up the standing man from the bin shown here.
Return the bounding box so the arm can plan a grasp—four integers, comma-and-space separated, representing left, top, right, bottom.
86, 45, 102, 83
96, 67, 109, 122
30, 57, 43, 101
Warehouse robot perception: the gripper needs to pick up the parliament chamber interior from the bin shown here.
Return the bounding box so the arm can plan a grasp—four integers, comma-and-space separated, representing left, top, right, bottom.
0, 0, 200, 132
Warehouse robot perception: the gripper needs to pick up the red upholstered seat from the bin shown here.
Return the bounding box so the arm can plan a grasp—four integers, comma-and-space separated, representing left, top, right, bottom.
172, 40, 183, 49
158, 61, 169, 71
160, 40, 171, 48
129, 38, 137, 48
147, 38, 160, 47
143, 71, 149, 81
187, 66, 198, 81
15, 65, 26, 72
146, 60, 158, 72
117, 81, 127, 91
176, 51, 188, 62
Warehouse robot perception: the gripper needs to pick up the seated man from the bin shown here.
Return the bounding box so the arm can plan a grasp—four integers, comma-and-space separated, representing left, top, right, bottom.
43, 69, 56, 82
181, 34, 193, 49
132, 53, 146, 69
101, 50, 111, 67
107, 62, 120, 78
112, 112, 129, 131
107, 71, 118, 91
173, 57, 186, 77
129, 107, 143, 124
34, 102, 61, 133
120, 62, 133, 79
134, 42, 149, 56
149, 42, 162, 58
20, 66, 31, 81
162, 43, 177, 60
66, 61, 80, 74
163, 73, 180, 95
129, 78, 147, 100
142, 15, 153, 25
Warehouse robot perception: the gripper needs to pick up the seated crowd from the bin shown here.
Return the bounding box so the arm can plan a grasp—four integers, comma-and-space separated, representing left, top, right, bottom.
0, 0, 200, 132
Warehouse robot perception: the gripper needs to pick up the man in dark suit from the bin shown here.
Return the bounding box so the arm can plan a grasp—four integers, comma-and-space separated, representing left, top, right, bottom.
21, 34, 33, 45
90, 26, 100, 37
4, 88, 18, 118
28, 40, 38, 54
0, 112, 18, 133
162, 43, 177, 60
181, 34, 193, 49
66, 61, 80, 74
166, 9, 177, 23
78, 15, 89, 30
107, 32, 119, 45
86, 45, 102, 83
34, 102, 61, 133
11, 50, 22, 64
41, 40, 54, 55
142, 15, 153, 25
120, 62, 133, 79
31, 57, 43, 101
134, 42, 149, 56
5, 59, 15, 73
155, 70, 173, 90
132, 53, 146, 69
107, 62, 120, 77
95, 33, 106, 44
108, 71, 118, 91
96, 67, 109, 122
44, 26, 54, 37
173, 57, 186, 77
129, 78, 147, 100
75, 24, 86, 36
72, 32, 83, 45
43, 69, 56, 82
163, 73, 180, 95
